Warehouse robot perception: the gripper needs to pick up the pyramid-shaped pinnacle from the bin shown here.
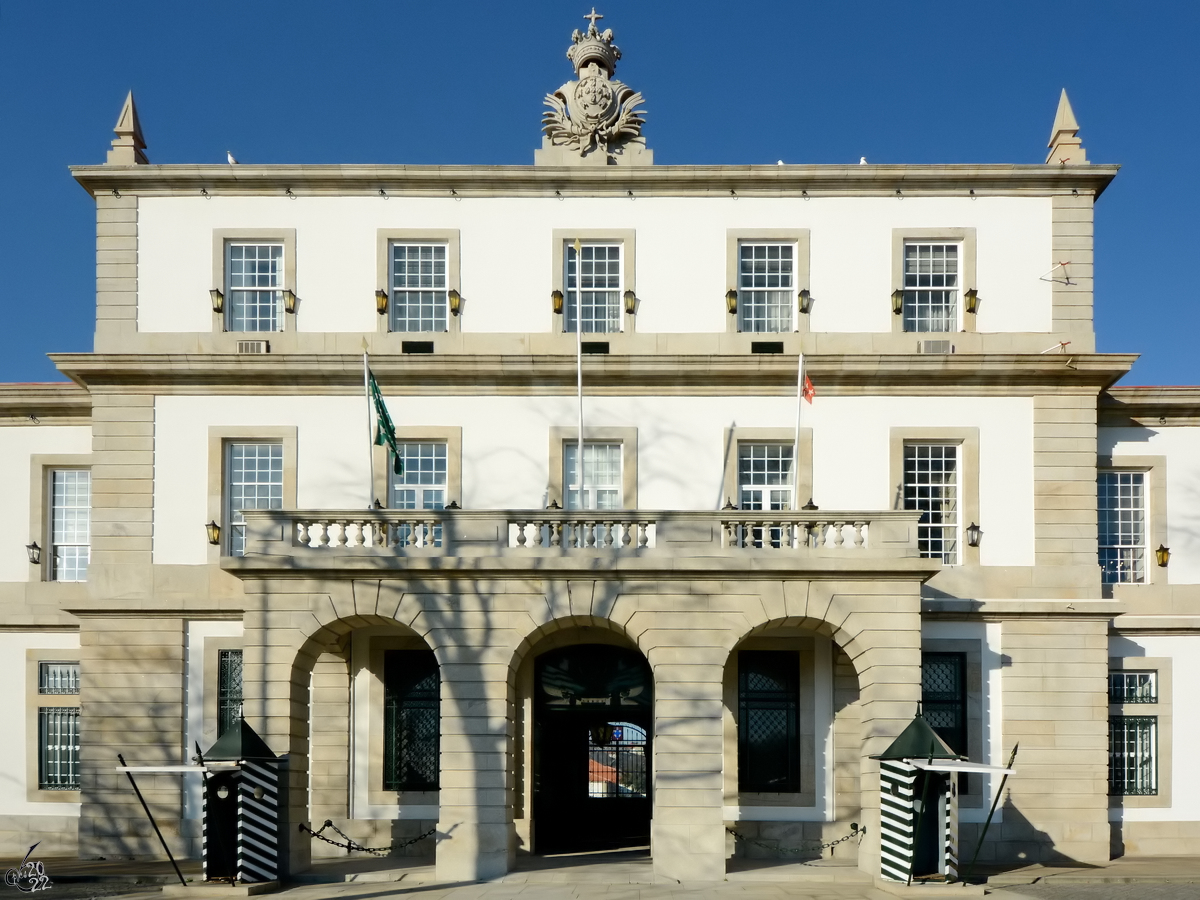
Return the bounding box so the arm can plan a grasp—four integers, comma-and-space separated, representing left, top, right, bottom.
106, 91, 149, 166
1045, 88, 1087, 165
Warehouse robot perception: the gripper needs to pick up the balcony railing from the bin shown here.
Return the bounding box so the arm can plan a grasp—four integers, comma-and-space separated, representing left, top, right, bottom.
240, 508, 925, 561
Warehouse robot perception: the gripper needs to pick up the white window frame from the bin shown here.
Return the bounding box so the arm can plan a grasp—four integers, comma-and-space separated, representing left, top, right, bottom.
1098, 470, 1147, 585
225, 241, 285, 333
564, 242, 623, 334
564, 441, 624, 510
903, 442, 961, 565
737, 242, 796, 334
49, 469, 90, 583
389, 242, 449, 333
902, 241, 961, 333
225, 442, 285, 557
736, 442, 795, 511
1109, 671, 1157, 704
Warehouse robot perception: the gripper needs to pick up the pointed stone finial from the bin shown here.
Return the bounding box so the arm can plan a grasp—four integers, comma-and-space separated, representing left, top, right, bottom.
106, 91, 148, 165
1046, 89, 1087, 165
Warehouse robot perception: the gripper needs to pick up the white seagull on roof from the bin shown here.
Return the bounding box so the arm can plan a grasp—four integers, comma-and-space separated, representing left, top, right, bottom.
859, 156, 868, 165
226, 150, 238, 165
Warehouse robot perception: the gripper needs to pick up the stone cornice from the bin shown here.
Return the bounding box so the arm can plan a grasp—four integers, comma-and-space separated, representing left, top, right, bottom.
48, 352, 1137, 396
0, 382, 92, 423
1100, 386, 1200, 425
70, 163, 1120, 199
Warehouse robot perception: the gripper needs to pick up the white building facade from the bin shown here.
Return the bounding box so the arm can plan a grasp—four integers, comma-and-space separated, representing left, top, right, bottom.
2, 13, 1199, 883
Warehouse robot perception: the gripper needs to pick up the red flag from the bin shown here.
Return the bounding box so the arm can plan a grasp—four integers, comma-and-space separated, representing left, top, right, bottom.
802, 373, 815, 404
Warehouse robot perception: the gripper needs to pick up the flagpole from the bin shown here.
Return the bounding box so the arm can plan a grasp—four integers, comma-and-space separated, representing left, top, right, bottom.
574, 240, 585, 514
362, 345, 374, 509
794, 351, 804, 511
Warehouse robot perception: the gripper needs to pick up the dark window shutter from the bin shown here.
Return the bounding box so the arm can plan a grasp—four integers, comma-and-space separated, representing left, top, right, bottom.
384, 649, 440, 791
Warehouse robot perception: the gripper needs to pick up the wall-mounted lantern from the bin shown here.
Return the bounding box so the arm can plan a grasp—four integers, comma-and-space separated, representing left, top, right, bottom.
25, 542, 41, 565
282, 289, 297, 314
210, 289, 224, 313
891, 289, 905, 315
964, 289, 980, 315
448, 289, 462, 316
965, 522, 983, 548
374, 289, 388, 315
551, 290, 564, 315
206, 521, 222, 546
623, 290, 637, 315
798, 289, 814, 315
725, 289, 738, 314
1156, 544, 1170, 567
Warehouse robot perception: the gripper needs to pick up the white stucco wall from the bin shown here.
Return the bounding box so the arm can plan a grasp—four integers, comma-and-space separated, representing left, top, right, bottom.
1108, 634, 1200, 821
137, 195, 1054, 336
1100, 426, 1200, 584
0, 426, 93, 583
0, 630, 81, 817
153, 394, 1033, 567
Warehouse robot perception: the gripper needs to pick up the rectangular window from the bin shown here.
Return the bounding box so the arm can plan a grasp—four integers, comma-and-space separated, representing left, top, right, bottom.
383, 650, 440, 791
737, 243, 794, 333
737, 650, 800, 793
1109, 715, 1157, 795
904, 443, 960, 565
226, 242, 284, 333
217, 649, 243, 738
903, 242, 959, 333
39, 662, 80, 695
1109, 670, 1157, 704
389, 441, 447, 547
1098, 471, 1146, 584
390, 243, 448, 333
38, 707, 80, 790
922, 652, 967, 756
564, 442, 622, 510
737, 443, 794, 511
226, 443, 284, 556
565, 243, 622, 334
50, 469, 90, 583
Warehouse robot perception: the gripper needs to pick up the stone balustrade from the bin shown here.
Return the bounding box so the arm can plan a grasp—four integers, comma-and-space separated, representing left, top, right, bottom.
239, 508, 924, 562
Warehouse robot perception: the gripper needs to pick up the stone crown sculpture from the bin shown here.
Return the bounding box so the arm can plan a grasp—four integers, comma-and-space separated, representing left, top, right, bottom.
537, 8, 651, 166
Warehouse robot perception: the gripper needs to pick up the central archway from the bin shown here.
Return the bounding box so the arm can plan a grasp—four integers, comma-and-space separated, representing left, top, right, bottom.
532, 643, 653, 854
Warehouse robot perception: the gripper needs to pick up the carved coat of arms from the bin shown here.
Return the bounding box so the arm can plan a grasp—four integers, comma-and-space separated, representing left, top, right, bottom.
541, 10, 646, 160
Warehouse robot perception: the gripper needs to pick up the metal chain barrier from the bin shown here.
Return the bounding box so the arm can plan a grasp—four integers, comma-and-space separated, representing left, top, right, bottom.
726, 823, 866, 858
300, 819, 436, 856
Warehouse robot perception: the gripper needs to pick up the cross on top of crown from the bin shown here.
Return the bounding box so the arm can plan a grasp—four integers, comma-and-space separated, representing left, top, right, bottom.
583, 8, 603, 33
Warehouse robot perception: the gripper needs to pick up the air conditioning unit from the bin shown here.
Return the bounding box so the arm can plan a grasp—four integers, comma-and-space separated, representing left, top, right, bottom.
236, 340, 270, 354
917, 340, 954, 354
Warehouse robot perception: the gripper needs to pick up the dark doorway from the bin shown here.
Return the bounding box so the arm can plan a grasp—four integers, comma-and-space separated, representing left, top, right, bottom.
912, 770, 948, 878
204, 769, 240, 880
533, 644, 652, 854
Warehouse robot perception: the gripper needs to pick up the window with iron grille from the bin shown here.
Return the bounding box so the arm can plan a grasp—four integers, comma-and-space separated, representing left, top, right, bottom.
390, 243, 448, 333
903, 242, 958, 332
383, 650, 440, 791
218, 649, 243, 738
737, 650, 800, 793
389, 442, 447, 546
39, 707, 80, 790
738, 243, 794, 333
50, 469, 90, 582
564, 442, 622, 510
922, 652, 967, 756
227, 242, 284, 332
565, 243, 622, 333
1109, 715, 1157, 795
226, 443, 284, 557
1098, 471, 1146, 584
1109, 671, 1157, 704
903, 443, 959, 564
39, 662, 80, 695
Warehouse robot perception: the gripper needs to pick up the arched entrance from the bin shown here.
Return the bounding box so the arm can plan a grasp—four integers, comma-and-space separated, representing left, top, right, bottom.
533, 644, 653, 854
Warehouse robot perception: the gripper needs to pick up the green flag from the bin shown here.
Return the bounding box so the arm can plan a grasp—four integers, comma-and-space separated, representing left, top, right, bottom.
367, 371, 403, 475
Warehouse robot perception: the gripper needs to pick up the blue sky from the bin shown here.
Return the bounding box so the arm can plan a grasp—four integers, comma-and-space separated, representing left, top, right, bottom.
1, 0, 1196, 385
